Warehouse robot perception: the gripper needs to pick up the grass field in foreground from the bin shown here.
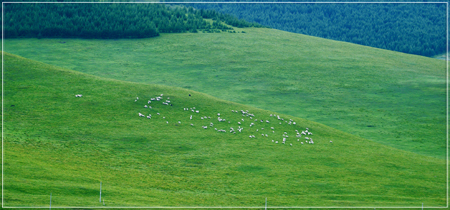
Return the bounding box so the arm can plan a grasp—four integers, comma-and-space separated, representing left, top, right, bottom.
3, 52, 446, 207
4, 27, 446, 159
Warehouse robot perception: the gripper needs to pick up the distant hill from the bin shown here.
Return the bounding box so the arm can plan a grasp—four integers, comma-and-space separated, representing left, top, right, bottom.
185, 2, 446, 56
6, 27, 446, 160
3, 2, 263, 39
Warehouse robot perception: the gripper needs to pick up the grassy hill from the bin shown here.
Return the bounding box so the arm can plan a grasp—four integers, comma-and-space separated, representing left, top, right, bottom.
3, 52, 446, 207
4, 27, 447, 159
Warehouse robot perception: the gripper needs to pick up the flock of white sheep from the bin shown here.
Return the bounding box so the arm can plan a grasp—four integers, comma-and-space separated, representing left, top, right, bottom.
133, 94, 331, 147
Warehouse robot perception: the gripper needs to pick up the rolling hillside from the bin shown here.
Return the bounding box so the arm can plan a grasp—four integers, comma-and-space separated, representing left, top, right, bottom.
3, 52, 446, 207
5, 27, 447, 159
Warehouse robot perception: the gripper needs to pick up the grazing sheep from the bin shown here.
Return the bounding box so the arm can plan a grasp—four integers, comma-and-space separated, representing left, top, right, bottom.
261, 128, 264, 130
293, 122, 296, 125
201, 117, 204, 120
305, 137, 309, 140
157, 113, 160, 115
265, 134, 268, 137
191, 124, 194, 126
261, 134, 264, 136
190, 115, 192, 120
279, 122, 282, 124
75, 94, 82, 97
301, 142, 304, 145
217, 113, 221, 116
149, 106, 152, 109
163, 117, 165, 119
178, 121, 181, 124
147, 116, 151, 119
166, 121, 169, 124
241, 119, 244, 121
272, 140, 274, 142
330, 141, 333, 143
270, 114, 273, 117
238, 122, 241, 125
210, 123, 214, 127
144, 105, 148, 108
138, 113, 144, 117
160, 94, 163, 97
137, 97, 139, 100
196, 110, 199, 113
271, 127, 274, 129
135, 100, 137, 102
297, 139, 299, 141
215, 128, 218, 131
202, 126, 208, 129
272, 131, 274, 133
275, 141, 278, 144
290, 143, 292, 146
256, 129, 259, 132
148, 100, 151, 104
266, 120, 269, 123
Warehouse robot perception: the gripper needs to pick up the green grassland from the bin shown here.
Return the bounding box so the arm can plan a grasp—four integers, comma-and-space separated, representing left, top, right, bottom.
4, 27, 447, 159
2, 52, 446, 207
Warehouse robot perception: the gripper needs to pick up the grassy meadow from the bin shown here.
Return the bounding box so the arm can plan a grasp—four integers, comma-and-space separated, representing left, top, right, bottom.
4, 27, 446, 159
3, 52, 446, 207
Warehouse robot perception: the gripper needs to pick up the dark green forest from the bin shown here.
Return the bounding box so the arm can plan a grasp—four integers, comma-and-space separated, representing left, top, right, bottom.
185, 2, 446, 56
4, 3, 263, 39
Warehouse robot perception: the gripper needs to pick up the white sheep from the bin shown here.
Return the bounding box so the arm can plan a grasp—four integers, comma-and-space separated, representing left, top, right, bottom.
190, 115, 192, 120
191, 124, 194, 126
217, 113, 221, 116
137, 97, 139, 100
148, 100, 151, 104
275, 141, 278, 144
301, 142, 304, 145
196, 110, 199, 113
290, 143, 292, 146
272, 140, 274, 142
330, 141, 333, 143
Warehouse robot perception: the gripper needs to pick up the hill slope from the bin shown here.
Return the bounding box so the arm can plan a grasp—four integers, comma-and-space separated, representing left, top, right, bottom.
3, 52, 446, 207
4, 27, 447, 159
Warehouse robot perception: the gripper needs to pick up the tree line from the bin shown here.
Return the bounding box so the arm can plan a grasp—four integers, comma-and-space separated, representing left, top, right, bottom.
4, 3, 263, 39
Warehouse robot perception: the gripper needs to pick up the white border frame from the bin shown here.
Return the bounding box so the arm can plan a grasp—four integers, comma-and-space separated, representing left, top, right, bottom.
1, 1, 448, 208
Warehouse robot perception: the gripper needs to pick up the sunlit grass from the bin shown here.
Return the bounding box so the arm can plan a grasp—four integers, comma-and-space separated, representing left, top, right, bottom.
2, 52, 446, 207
